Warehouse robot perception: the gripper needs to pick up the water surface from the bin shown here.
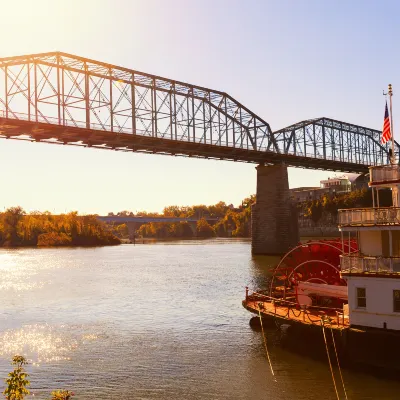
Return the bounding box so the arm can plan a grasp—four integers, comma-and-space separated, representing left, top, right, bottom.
0, 240, 398, 399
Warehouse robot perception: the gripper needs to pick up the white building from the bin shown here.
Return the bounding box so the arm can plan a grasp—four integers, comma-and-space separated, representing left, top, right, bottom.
290, 173, 368, 204
338, 164, 400, 330
320, 175, 351, 193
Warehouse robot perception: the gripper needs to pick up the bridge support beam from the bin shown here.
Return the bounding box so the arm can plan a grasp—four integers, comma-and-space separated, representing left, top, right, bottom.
251, 163, 299, 255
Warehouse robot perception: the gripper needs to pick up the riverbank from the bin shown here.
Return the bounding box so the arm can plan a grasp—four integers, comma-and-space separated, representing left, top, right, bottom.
121, 236, 251, 244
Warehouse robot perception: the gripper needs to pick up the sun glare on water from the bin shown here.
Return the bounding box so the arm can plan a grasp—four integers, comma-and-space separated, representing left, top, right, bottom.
0, 324, 76, 364
0, 252, 54, 292
0, 323, 101, 365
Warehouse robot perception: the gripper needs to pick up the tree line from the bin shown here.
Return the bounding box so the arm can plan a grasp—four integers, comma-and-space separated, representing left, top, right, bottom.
108, 196, 255, 239
3, 189, 376, 246
109, 188, 388, 238
0, 207, 120, 247
302, 188, 392, 226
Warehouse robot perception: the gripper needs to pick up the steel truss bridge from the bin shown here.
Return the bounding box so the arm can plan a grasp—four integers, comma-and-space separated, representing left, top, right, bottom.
0, 51, 397, 173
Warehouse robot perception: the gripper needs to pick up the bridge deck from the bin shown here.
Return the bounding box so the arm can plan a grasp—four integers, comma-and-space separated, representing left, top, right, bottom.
0, 117, 370, 173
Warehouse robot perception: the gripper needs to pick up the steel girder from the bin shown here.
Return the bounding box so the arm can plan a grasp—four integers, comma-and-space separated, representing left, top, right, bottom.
0, 52, 395, 172
0, 51, 273, 152
273, 118, 399, 167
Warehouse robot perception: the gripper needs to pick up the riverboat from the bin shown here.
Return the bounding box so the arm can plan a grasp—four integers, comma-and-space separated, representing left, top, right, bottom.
243, 162, 400, 375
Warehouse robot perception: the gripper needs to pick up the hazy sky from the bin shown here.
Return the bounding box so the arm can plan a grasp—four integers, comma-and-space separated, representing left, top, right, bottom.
0, 0, 399, 214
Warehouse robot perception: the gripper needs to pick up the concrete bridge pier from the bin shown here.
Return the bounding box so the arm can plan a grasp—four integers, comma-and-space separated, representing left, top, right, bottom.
251, 163, 299, 255
126, 222, 138, 240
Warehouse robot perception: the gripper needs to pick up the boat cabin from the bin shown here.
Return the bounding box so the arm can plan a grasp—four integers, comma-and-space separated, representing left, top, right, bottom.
339, 164, 400, 330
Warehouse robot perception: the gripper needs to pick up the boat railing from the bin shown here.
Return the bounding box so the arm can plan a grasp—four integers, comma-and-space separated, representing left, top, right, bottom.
369, 165, 400, 184
244, 287, 348, 327
338, 207, 400, 226
340, 254, 400, 274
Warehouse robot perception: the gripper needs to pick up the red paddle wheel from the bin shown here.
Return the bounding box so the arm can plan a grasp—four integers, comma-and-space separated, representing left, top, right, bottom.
269, 238, 358, 304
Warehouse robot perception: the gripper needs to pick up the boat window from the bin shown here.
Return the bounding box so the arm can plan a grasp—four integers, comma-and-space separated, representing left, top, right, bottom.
356, 287, 366, 308
393, 290, 400, 312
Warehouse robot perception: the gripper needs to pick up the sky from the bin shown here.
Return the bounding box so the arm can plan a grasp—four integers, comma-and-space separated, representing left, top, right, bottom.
0, 0, 399, 215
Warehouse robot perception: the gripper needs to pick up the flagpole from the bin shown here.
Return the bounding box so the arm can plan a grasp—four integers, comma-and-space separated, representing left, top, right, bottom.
389, 83, 395, 164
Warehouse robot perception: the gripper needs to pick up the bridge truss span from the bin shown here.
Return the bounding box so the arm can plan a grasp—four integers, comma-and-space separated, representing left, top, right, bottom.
0, 51, 273, 153
273, 118, 397, 168
0, 51, 397, 173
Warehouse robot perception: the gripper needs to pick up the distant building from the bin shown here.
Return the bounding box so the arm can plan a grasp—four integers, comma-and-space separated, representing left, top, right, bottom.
320, 175, 351, 193
290, 173, 369, 203
289, 187, 321, 203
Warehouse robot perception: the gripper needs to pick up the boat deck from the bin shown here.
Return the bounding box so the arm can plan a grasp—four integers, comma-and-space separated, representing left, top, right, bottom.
243, 295, 349, 330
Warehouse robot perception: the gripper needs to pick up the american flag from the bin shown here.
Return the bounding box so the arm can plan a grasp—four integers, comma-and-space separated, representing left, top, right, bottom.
381, 101, 391, 144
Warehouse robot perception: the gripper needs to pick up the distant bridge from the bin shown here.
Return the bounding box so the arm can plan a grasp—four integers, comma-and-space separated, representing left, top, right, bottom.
98, 216, 219, 224
0, 51, 398, 173
98, 215, 220, 238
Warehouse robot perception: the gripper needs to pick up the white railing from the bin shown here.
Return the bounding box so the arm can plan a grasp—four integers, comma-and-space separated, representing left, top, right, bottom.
338, 207, 400, 226
369, 165, 400, 184
340, 255, 400, 273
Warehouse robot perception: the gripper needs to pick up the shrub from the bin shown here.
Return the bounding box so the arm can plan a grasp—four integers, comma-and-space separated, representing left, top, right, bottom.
37, 232, 72, 246
3, 355, 30, 400
50, 390, 74, 400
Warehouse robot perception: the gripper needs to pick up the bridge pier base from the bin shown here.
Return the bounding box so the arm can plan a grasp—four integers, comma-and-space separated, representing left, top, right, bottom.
126, 222, 138, 241
251, 163, 299, 255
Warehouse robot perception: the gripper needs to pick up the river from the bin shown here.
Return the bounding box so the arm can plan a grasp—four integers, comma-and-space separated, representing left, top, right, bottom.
0, 239, 398, 399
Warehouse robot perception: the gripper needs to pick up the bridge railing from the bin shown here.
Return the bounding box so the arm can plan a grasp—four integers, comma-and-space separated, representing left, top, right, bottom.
0, 110, 380, 165
0, 110, 145, 136
338, 207, 400, 226
0, 109, 265, 150
369, 165, 400, 184
340, 254, 400, 273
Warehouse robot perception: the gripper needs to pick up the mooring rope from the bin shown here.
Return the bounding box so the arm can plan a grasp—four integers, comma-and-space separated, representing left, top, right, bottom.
321, 318, 340, 400
258, 309, 276, 379
328, 320, 348, 400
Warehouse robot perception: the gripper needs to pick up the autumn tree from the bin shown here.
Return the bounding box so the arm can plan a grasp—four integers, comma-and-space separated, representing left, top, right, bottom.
0, 208, 120, 247
305, 200, 323, 226
1, 206, 24, 246
196, 218, 214, 237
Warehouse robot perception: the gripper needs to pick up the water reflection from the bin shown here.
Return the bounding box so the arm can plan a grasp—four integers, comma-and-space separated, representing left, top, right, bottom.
248, 254, 280, 292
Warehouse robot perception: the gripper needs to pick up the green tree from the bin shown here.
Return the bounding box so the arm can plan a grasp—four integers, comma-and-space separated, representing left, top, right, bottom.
3, 355, 30, 400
